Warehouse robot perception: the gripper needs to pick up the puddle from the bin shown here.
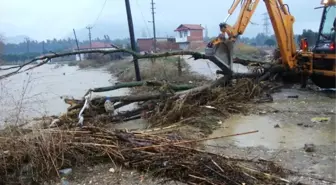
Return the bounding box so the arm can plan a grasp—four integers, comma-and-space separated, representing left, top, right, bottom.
206, 114, 336, 150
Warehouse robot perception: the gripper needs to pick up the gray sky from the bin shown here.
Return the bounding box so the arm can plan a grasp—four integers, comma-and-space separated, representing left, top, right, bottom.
0, 0, 323, 41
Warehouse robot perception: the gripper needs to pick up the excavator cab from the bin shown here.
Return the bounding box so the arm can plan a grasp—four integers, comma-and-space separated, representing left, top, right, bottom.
310, 1, 336, 88
314, 1, 335, 54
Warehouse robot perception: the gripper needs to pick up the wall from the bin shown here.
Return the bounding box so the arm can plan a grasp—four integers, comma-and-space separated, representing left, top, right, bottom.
175, 30, 190, 43
137, 39, 153, 52
137, 38, 179, 52
188, 41, 206, 50
178, 43, 189, 50
188, 30, 203, 42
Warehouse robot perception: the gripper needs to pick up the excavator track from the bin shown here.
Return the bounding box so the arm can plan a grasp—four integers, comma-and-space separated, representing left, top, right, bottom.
310, 74, 336, 89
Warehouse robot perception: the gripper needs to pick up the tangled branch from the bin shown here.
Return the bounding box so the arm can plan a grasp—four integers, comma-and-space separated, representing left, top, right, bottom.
0, 49, 202, 80
0, 47, 272, 80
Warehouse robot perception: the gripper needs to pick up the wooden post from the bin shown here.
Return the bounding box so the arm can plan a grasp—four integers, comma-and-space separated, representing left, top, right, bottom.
125, 0, 141, 81
177, 56, 182, 76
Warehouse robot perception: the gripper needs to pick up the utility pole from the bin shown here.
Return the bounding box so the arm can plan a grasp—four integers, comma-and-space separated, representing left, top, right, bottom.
86, 26, 93, 49
262, 12, 270, 36
42, 41, 45, 54
24, 37, 30, 53
73, 28, 82, 61
150, 0, 157, 52
204, 25, 209, 40
125, 0, 141, 81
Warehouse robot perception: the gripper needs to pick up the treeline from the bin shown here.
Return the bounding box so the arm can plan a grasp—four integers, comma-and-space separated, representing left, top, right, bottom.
0, 29, 319, 63
0, 37, 131, 63
3, 37, 131, 54
238, 29, 319, 47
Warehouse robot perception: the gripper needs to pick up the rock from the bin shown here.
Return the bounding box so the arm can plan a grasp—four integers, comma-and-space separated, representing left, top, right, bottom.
259, 110, 267, 114
59, 168, 72, 176
304, 124, 313, 128
311, 117, 330, 123
297, 123, 303, 126
288, 95, 299, 98
304, 144, 316, 152
109, 168, 115, 173
274, 124, 280, 128
60, 177, 69, 185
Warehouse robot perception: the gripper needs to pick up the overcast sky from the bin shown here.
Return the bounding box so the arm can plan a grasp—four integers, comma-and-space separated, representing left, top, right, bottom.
0, 0, 324, 41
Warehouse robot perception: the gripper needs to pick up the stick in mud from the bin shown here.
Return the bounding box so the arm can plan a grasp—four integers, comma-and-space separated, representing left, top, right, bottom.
126, 130, 259, 151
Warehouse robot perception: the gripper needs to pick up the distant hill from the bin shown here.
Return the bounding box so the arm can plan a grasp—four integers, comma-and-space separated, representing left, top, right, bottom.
3, 35, 30, 44
66, 21, 176, 41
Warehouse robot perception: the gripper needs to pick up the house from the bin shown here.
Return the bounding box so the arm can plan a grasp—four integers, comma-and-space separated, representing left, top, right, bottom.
174, 24, 205, 50
73, 42, 120, 61
137, 37, 179, 53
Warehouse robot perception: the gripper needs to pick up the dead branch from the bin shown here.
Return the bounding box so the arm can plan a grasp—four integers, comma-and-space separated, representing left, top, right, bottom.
84, 81, 196, 96
0, 126, 292, 185
0, 48, 272, 80
233, 57, 269, 66
0, 49, 202, 80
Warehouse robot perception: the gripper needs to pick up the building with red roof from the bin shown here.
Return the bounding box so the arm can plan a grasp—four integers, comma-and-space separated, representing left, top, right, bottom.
137, 37, 179, 52
73, 41, 119, 61
174, 24, 205, 50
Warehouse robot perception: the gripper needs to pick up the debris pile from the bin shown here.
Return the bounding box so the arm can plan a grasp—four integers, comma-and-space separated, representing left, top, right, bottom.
0, 126, 290, 185
56, 78, 272, 130
148, 78, 263, 127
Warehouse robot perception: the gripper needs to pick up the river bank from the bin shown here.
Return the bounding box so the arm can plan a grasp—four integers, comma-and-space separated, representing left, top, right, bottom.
0, 53, 335, 185
58, 57, 335, 185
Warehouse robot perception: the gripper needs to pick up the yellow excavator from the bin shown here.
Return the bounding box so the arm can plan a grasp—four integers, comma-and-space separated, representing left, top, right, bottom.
205, 0, 336, 88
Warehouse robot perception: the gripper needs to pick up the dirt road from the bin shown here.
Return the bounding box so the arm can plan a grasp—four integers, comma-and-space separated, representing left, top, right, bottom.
62, 57, 335, 185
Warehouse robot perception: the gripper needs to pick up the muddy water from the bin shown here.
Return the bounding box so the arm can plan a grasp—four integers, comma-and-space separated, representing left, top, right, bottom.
184, 56, 248, 80
205, 87, 336, 150
0, 64, 130, 125
183, 56, 336, 150
206, 114, 336, 150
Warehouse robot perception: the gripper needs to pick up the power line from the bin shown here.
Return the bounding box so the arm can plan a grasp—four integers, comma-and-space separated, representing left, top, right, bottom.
262, 12, 270, 35
92, 0, 108, 28
24, 37, 30, 53
86, 26, 93, 49
150, 0, 157, 52
135, 0, 151, 37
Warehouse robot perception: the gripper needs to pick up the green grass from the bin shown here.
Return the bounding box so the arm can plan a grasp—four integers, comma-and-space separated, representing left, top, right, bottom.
107, 57, 207, 84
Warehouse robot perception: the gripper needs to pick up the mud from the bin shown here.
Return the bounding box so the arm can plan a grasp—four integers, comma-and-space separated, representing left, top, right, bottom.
57, 58, 336, 184
58, 164, 184, 185
205, 87, 336, 184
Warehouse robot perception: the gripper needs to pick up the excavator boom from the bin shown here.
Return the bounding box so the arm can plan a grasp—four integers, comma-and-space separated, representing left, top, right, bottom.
206, 0, 297, 73
206, 0, 336, 88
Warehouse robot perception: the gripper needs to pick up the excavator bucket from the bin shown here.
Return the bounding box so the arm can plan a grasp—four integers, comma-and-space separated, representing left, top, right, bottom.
205, 40, 235, 76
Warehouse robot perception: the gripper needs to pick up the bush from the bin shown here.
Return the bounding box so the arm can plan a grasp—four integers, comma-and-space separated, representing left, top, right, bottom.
234, 43, 268, 60
78, 60, 102, 69
67, 61, 77, 66
108, 57, 207, 84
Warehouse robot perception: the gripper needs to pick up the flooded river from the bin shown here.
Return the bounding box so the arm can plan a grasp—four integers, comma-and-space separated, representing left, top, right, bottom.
1, 59, 335, 152
183, 56, 249, 80
0, 64, 129, 125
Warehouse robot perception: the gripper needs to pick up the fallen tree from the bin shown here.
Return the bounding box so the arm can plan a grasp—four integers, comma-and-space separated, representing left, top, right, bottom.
0, 46, 294, 185
58, 76, 274, 129
0, 126, 292, 185
0, 48, 276, 80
